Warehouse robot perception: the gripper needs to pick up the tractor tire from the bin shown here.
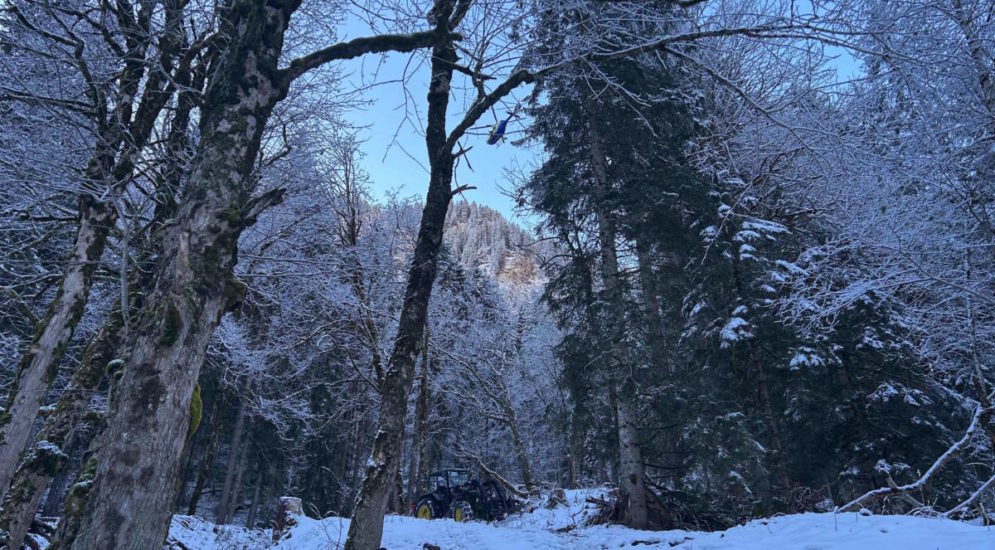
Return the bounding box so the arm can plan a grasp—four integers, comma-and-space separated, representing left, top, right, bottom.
415, 497, 438, 520
450, 500, 474, 523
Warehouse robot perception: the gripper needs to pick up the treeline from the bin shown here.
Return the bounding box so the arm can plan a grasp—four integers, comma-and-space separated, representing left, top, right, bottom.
518, 0, 994, 529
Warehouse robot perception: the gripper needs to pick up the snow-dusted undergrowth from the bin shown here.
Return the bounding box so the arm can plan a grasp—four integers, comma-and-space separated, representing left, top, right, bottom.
168, 489, 993, 549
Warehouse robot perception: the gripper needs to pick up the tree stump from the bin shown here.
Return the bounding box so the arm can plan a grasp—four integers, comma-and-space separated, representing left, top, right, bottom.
272, 496, 303, 543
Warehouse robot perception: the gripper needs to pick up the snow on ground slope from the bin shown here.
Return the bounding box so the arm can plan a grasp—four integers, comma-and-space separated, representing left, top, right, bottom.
168, 489, 993, 549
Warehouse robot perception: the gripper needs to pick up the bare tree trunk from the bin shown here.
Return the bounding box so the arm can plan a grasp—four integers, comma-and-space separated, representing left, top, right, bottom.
216, 405, 246, 525
0, 197, 114, 499
506, 406, 533, 493
246, 469, 262, 528
566, 439, 579, 490
613, 384, 648, 529
346, 413, 364, 510
345, 7, 459, 546
225, 447, 249, 524
186, 396, 223, 516
406, 331, 430, 505
587, 98, 648, 530
634, 236, 668, 369
50, 4, 294, 546
748, 338, 790, 490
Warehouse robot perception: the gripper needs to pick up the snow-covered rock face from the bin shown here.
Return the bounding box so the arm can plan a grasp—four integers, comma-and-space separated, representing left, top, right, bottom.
167, 489, 994, 549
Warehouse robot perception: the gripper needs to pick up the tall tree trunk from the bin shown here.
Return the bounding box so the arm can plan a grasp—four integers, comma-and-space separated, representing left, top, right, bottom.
345, 6, 458, 546
246, 469, 262, 528
216, 404, 247, 525
613, 383, 648, 529
587, 98, 648, 530
406, 331, 430, 504
728, 251, 790, 492
0, 196, 114, 499
51, 3, 295, 546
225, 446, 249, 524
391, 436, 405, 514
634, 236, 669, 370
505, 404, 533, 492
747, 338, 790, 490
186, 394, 224, 516
0, 302, 123, 549
0, 0, 189, 498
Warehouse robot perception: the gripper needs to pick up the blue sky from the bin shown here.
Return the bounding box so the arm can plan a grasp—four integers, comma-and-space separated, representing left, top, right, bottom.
337, 45, 539, 223
334, 17, 862, 226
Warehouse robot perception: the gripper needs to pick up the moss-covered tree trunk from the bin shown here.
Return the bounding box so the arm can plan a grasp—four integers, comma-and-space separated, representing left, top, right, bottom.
0, 0, 187, 500
48, 3, 295, 546
1, 31, 202, 543
0, 306, 121, 549
0, 196, 114, 501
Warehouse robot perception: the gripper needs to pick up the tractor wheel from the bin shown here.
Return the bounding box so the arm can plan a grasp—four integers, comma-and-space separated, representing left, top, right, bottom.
450, 500, 474, 523
415, 497, 437, 520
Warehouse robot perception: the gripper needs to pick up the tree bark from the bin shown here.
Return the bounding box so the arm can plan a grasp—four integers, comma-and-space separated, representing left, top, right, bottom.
587, 98, 648, 530
0, 309, 120, 550
216, 404, 246, 525
406, 331, 430, 505
345, 5, 458, 546
50, 3, 295, 547
613, 384, 648, 529
0, 196, 114, 499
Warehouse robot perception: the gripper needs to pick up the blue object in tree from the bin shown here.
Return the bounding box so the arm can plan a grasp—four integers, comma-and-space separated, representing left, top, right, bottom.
487, 104, 519, 145
487, 118, 510, 145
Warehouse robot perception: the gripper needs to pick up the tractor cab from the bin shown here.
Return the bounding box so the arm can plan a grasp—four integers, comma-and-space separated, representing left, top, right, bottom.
427, 469, 469, 496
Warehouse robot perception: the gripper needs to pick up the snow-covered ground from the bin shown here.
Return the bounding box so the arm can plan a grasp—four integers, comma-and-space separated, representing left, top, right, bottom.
167, 489, 993, 549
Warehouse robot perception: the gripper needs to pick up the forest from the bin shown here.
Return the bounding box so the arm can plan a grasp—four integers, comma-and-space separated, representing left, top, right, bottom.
0, 1, 993, 549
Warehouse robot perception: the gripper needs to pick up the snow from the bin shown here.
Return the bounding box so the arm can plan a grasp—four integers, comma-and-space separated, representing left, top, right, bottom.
743, 219, 790, 236
775, 259, 807, 276
167, 515, 271, 549
734, 229, 762, 242
167, 489, 995, 549
789, 348, 823, 370
720, 317, 751, 347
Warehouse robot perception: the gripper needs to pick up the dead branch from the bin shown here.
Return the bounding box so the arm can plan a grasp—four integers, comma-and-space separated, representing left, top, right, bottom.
837, 405, 989, 513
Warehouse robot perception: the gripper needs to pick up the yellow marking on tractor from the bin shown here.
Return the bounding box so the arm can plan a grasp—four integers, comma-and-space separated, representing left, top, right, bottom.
417, 504, 432, 519
453, 508, 463, 522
